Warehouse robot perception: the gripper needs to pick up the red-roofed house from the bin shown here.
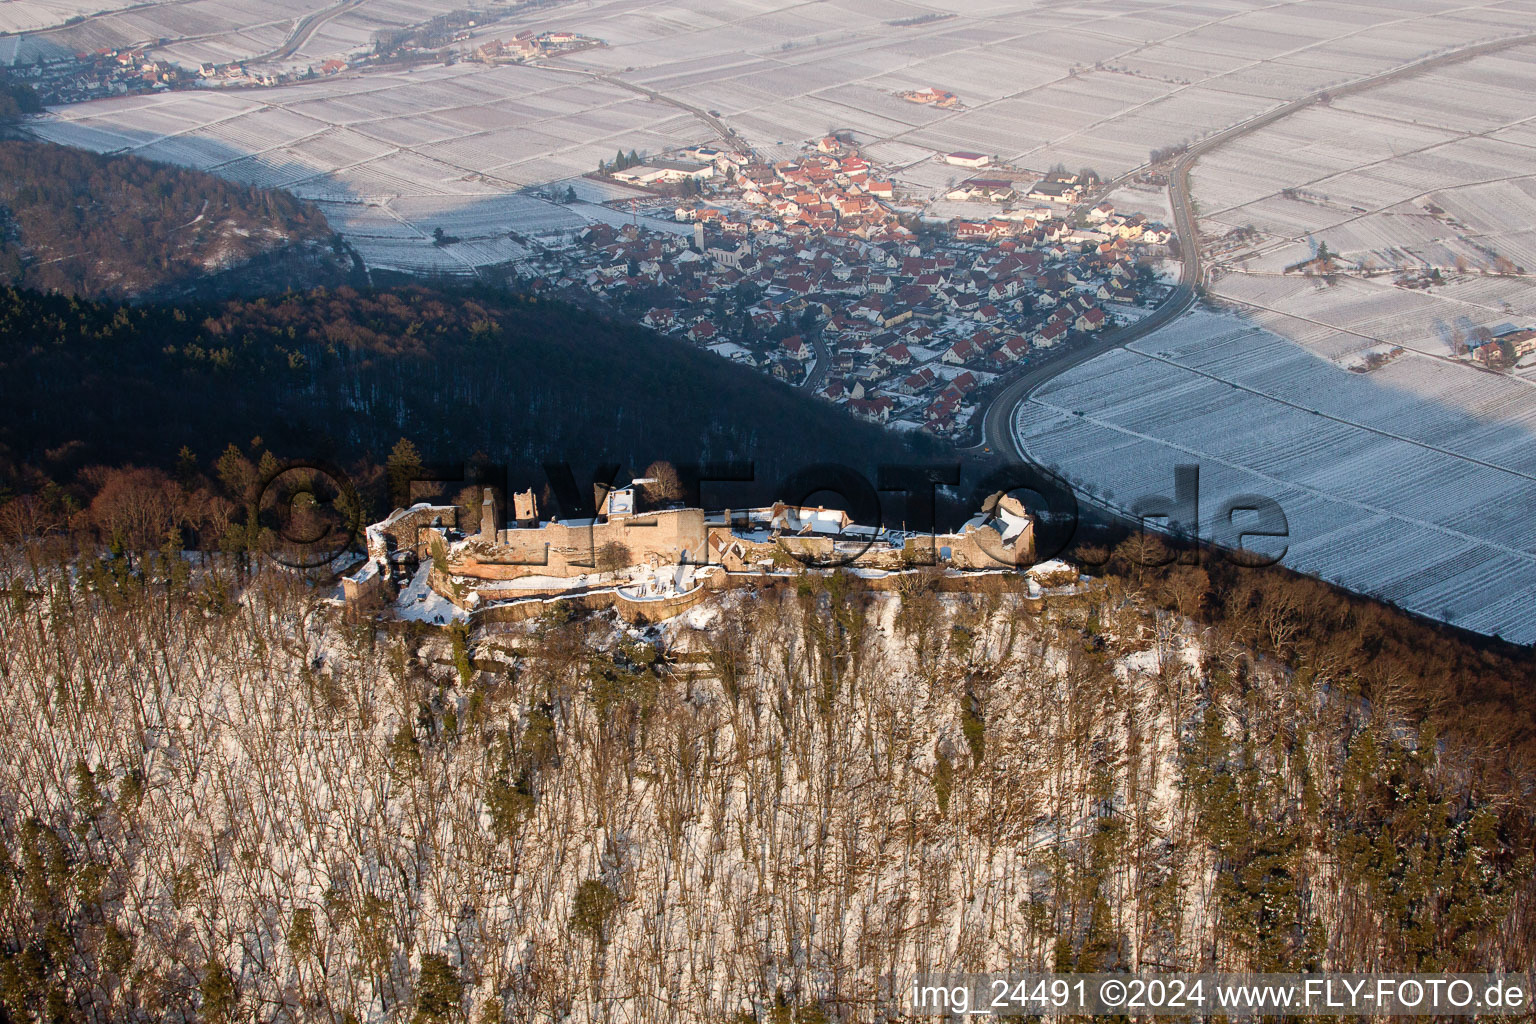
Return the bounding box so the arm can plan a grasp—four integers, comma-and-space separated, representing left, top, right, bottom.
896, 367, 938, 394
848, 396, 895, 423
1034, 320, 1068, 348
988, 335, 1031, 366
939, 371, 978, 404
942, 337, 981, 365
925, 395, 958, 423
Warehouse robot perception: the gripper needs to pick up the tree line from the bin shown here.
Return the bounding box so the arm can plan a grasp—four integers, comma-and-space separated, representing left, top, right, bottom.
0, 279, 943, 544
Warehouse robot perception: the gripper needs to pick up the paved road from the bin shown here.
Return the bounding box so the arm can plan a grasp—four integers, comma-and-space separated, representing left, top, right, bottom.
969, 28, 1536, 466
257, 0, 365, 64
599, 72, 735, 143
27, 0, 365, 65
801, 332, 833, 391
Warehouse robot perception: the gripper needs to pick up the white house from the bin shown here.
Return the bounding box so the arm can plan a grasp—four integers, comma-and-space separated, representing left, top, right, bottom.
706, 241, 751, 268
943, 151, 991, 168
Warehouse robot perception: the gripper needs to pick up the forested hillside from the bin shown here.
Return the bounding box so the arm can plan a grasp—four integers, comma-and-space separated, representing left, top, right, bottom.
0, 83, 42, 124
0, 544, 1530, 1022
0, 141, 344, 298
0, 282, 941, 515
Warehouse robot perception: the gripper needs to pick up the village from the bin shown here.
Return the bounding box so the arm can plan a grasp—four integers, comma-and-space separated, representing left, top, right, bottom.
0, 45, 197, 105
343, 476, 1083, 626
0, 41, 356, 103
517, 132, 1176, 440
0, 16, 600, 105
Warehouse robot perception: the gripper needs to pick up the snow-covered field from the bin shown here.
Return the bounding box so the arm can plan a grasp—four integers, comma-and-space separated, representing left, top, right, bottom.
1, 0, 317, 64
1017, 311, 1536, 644
28, 61, 696, 271
0, 0, 140, 35
518, 0, 1530, 180
19, 0, 1536, 270
1007, 36, 1536, 646
1194, 42, 1536, 366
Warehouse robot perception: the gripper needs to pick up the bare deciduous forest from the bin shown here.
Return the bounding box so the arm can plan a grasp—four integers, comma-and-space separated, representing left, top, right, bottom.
0, 528, 1531, 1022
0, 142, 341, 300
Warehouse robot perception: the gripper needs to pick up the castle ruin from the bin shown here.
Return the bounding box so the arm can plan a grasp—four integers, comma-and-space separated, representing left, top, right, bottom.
344, 479, 1040, 622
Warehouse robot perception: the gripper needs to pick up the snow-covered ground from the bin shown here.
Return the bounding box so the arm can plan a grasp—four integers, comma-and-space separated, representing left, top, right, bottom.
1017, 310, 1536, 644
393, 562, 467, 623
19, 0, 1534, 271
1192, 43, 1536, 368
0, 0, 136, 35
1, 0, 468, 69
1009, 39, 1536, 644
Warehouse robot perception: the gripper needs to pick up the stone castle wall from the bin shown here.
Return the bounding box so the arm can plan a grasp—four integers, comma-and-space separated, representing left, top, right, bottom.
368, 504, 460, 562
468, 574, 719, 627
455, 508, 709, 579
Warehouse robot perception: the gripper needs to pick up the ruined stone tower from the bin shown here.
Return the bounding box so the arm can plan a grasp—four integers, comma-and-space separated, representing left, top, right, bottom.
479, 487, 497, 543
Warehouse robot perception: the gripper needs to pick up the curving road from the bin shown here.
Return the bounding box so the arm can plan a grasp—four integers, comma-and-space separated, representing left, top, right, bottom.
800, 331, 833, 391
26, 0, 366, 66
256, 0, 366, 64
970, 28, 1536, 466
